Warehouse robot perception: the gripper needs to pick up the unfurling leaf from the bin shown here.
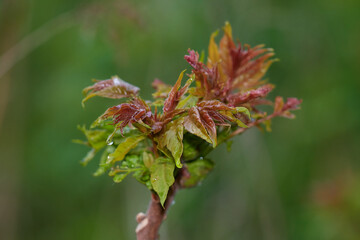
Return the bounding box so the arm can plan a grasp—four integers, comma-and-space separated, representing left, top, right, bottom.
82, 76, 139, 106
184, 107, 213, 145
228, 84, 274, 106
107, 135, 145, 164
184, 100, 250, 146
150, 157, 175, 206
157, 118, 184, 168
78, 21, 302, 201
181, 158, 214, 188
207, 30, 220, 68
163, 70, 193, 113
93, 97, 152, 134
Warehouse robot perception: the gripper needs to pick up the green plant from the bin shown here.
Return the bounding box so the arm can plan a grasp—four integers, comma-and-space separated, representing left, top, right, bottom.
77, 22, 301, 240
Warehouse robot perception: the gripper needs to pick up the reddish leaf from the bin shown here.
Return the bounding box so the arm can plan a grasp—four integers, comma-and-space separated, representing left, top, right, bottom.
186, 22, 276, 102
185, 50, 225, 100
184, 100, 250, 146
274, 96, 285, 113
227, 84, 274, 106
163, 70, 192, 113
219, 21, 236, 79
184, 107, 213, 145
95, 97, 152, 134
274, 97, 302, 119
282, 98, 302, 111
82, 76, 140, 105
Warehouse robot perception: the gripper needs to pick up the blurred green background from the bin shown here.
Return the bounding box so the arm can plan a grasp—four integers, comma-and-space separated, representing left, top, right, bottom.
1, 0, 359, 239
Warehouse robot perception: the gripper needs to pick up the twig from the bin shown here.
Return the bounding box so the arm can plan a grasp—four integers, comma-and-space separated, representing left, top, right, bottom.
135, 169, 183, 240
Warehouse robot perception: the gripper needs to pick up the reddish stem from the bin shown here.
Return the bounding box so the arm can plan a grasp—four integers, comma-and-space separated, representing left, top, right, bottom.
135, 170, 183, 240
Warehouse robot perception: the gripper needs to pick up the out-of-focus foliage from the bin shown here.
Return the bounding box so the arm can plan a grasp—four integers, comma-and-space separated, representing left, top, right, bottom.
0, 0, 359, 239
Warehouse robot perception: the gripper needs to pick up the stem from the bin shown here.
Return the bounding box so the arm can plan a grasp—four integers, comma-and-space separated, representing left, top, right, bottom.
135, 169, 183, 240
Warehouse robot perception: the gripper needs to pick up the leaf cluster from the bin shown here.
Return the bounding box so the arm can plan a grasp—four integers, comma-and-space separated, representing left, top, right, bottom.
77, 22, 301, 206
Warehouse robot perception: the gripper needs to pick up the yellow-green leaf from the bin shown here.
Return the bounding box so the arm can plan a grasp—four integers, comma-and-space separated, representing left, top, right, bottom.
143, 152, 154, 169
207, 30, 219, 68
157, 118, 184, 168
113, 172, 130, 183
150, 157, 175, 207
107, 135, 145, 164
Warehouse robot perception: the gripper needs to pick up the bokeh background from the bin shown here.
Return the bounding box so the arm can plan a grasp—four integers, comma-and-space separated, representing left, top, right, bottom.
1, 0, 359, 239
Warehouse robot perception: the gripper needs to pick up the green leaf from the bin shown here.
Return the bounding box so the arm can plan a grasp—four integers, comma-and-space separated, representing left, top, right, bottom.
157, 117, 184, 168
77, 125, 108, 150
81, 148, 96, 166
220, 110, 248, 128
235, 107, 251, 119
182, 158, 214, 188
93, 146, 115, 176
150, 157, 175, 207
107, 135, 145, 164
182, 140, 199, 161
143, 152, 154, 169
133, 169, 152, 190
176, 94, 197, 109
113, 172, 130, 183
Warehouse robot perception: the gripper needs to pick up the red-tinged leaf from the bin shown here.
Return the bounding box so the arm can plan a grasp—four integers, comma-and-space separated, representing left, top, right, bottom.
94, 97, 152, 134
274, 96, 284, 113
273, 97, 302, 118
184, 50, 201, 70
227, 84, 274, 106
197, 100, 250, 127
163, 70, 192, 113
151, 109, 186, 134
82, 76, 139, 106
198, 109, 217, 146
184, 101, 250, 146
156, 117, 184, 168
184, 107, 213, 145
219, 21, 236, 79
197, 100, 233, 111
207, 30, 220, 69
282, 98, 302, 111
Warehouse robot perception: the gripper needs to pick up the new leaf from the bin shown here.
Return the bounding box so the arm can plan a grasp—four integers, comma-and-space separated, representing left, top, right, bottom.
107, 135, 145, 164
82, 76, 140, 105
150, 157, 175, 207
157, 117, 184, 168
